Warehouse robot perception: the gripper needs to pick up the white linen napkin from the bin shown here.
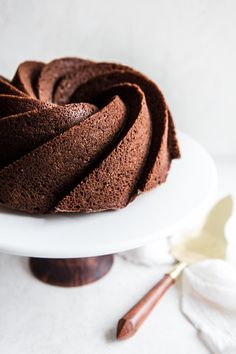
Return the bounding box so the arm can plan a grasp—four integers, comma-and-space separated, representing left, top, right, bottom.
119, 236, 175, 266
181, 260, 236, 354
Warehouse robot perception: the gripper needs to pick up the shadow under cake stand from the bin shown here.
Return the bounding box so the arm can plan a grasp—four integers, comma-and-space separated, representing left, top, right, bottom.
0, 132, 218, 287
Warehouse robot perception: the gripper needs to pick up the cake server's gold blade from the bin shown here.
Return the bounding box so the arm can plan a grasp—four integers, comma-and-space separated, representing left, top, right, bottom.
171, 195, 233, 264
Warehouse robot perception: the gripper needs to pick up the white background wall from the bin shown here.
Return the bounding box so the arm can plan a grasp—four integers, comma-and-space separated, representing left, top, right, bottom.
0, 0, 236, 156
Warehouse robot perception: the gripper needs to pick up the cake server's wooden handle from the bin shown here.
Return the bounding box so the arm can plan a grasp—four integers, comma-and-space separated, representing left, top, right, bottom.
116, 262, 187, 340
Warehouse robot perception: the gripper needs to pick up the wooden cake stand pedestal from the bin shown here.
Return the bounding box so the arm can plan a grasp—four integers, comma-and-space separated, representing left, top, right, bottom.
0, 132, 218, 288
29, 256, 114, 287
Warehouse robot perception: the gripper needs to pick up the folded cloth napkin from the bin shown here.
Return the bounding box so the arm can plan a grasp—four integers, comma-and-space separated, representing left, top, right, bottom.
119, 236, 175, 266
181, 260, 236, 354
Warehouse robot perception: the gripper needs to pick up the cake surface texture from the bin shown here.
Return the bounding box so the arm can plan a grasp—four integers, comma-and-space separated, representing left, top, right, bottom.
0, 57, 180, 214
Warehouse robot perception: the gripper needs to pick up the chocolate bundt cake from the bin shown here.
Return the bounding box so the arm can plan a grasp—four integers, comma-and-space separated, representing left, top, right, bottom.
0, 57, 180, 214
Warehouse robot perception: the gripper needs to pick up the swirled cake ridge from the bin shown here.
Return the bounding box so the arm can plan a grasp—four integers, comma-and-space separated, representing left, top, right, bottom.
0, 58, 180, 214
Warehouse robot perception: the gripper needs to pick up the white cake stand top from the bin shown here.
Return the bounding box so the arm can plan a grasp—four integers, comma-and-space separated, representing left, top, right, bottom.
0, 132, 217, 258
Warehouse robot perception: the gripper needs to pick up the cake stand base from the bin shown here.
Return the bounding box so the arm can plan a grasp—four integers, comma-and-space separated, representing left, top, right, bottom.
29, 255, 114, 287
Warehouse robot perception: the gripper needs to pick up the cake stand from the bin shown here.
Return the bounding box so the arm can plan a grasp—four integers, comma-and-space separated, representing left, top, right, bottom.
0, 132, 218, 287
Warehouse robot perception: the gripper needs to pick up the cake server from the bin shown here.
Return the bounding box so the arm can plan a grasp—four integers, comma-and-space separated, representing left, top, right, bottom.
117, 195, 233, 340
